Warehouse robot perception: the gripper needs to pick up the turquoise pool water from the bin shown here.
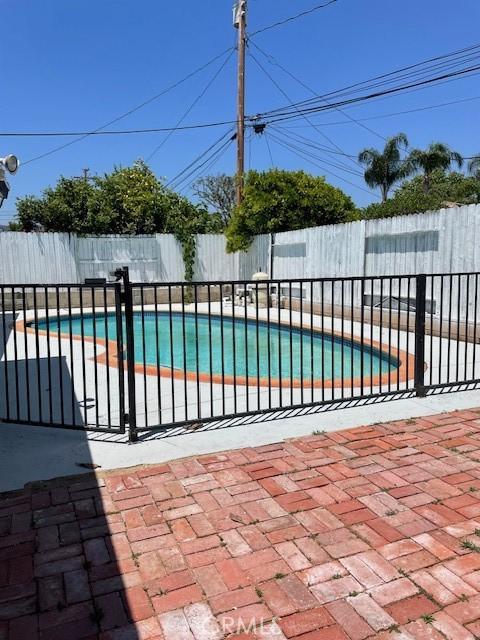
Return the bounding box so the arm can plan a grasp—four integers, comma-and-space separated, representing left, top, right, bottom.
36, 312, 398, 384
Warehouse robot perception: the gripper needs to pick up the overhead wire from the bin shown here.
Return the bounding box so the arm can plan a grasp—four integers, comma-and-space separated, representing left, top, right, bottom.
145, 48, 235, 163
250, 0, 339, 36
267, 129, 380, 197
168, 129, 236, 190
249, 40, 387, 142
21, 45, 235, 166
248, 49, 362, 173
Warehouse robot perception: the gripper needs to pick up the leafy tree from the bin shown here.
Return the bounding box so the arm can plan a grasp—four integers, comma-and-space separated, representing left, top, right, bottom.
358, 133, 411, 202
11, 160, 220, 280
14, 178, 95, 233
361, 170, 480, 220
469, 155, 480, 177
193, 174, 236, 226
225, 169, 357, 253
407, 142, 463, 193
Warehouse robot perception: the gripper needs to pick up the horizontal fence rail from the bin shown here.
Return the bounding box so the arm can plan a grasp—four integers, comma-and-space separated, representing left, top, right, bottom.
1, 270, 480, 440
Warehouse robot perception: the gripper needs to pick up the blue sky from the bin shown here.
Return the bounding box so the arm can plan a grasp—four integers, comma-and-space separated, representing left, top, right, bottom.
1, 0, 479, 223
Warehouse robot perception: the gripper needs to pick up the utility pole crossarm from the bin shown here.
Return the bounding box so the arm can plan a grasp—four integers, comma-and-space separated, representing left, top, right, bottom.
234, 0, 247, 207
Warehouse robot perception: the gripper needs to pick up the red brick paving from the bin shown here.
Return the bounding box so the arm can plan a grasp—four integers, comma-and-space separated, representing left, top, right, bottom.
4, 411, 480, 638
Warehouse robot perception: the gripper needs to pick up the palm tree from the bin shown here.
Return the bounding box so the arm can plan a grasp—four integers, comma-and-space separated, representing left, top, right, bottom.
468, 155, 480, 178
407, 142, 463, 193
358, 133, 410, 202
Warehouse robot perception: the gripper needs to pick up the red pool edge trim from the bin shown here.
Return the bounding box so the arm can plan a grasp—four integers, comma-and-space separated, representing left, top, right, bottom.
16, 311, 418, 390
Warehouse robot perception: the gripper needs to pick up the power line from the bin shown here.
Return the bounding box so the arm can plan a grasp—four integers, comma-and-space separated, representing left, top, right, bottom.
145, 49, 235, 163
173, 137, 235, 192
167, 129, 236, 190
269, 128, 364, 176
250, 40, 387, 142
248, 50, 363, 175
21, 46, 235, 166
258, 42, 480, 117
279, 95, 480, 128
7, 46, 480, 140
250, 0, 339, 36
259, 63, 480, 125
264, 132, 275, 167
1, 120, 239, 138
267, 130, 380, 197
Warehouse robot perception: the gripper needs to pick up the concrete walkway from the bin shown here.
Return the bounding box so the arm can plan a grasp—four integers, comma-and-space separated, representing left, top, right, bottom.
3, 408, 480, 638
1, 388, 480, 493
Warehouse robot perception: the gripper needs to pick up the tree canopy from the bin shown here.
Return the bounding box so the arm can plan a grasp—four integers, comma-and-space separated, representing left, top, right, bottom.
225, 169, 357, 253
193, 174, 236, 227
11, 161, 223, 280
358, 133, 411, 202
361, 170, 480, 220
12, 161, 221, 237
407, 142, 463, 193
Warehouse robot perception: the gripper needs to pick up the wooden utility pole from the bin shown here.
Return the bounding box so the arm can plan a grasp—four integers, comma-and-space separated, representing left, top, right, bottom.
234, 0, 247, 207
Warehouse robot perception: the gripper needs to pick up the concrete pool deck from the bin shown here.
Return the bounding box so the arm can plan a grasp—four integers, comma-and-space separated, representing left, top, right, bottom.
3, 407, 480, 639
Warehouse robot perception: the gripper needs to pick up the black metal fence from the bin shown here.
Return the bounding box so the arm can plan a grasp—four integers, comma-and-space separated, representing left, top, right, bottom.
1, 269, 479, 441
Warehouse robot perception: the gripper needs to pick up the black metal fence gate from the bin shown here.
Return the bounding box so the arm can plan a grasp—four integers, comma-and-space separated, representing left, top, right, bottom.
1, 269, 479, 441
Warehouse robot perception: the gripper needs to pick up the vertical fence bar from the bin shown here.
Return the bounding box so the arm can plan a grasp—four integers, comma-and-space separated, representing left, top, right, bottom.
473, 274, 478, 381
388, 278, 392, 393
278, 280, 283, 407
91, 287, 100, 428
194, 284, 201, 420
266, 282, 272, 409
67, 287, 75, 426
456, 274, 461, 383
11, 288, 20, 421
122, 267, 138, 442
300, 281, 304, 405
168, 285, 176, 424
220, 284, 226, 415
331, 280, 335, 398
289, 281, 293, 406
396, 277, 401, 391
370, 278, 374, 395
429, 275, 434, 387
206, 284, 213, 417
319, 280, 324, 403
231, 280, 238, 414
465, 275, 470, 382
414, 274, 427, 397
439, 275, 444, 386
22, 287, 31, 423
44, 287, 53, 424
140, 287, 148, 430
255, 281, 260, 410
33, 287, 43, 423
1, 287, 10, 421
114, 282, 126, 435
244, 281, 249, 412
447, 275, 453, 384
350, 280, 354, 397
180, 284, 187, 423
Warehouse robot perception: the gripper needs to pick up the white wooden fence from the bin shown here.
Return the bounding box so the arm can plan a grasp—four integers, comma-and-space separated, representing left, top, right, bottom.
0, 204, 478, 289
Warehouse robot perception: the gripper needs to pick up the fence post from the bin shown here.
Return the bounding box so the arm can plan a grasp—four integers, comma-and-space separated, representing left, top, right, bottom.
121, 266, 138, 443
414, 274, 427, 398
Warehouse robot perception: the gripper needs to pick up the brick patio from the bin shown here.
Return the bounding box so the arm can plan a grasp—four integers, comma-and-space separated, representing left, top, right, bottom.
3, 410, 480, 638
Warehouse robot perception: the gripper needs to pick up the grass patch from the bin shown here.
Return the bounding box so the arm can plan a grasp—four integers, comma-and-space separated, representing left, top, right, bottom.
421, 614, 435, 624
461, 539, 480, 552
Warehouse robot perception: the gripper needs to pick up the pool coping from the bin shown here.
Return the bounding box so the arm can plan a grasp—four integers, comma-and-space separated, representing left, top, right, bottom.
16, 308, 417, 390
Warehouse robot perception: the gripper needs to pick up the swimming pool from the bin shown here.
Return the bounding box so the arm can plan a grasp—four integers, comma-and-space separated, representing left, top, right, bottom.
35, 311, 399, 387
